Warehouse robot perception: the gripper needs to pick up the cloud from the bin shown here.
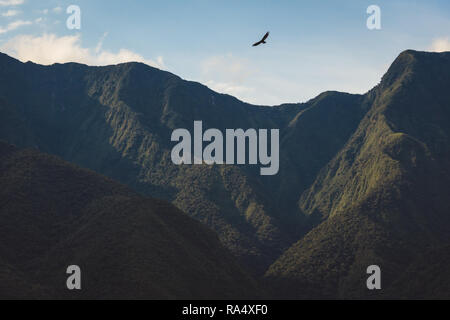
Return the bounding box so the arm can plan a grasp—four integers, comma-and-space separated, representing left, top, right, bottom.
1, 33, 165, 69
52, 6, 62, 14
205, 80, 254, 97
201, 54, 257, 100
200, 54, 300, 105
430, 37, 450, 52
2, 9, 20, 16
197, 51, 385, 106
0, 0, 24, 6
0, 19, 31, 34
202, 54, 255, 83
95, 32, 109, 54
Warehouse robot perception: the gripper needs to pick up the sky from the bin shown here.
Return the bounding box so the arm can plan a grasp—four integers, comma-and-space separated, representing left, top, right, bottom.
0, 0, 449, 105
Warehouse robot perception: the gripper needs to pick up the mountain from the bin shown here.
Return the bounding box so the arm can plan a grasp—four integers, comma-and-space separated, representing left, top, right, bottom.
0, 50, 450, 299
0, 141, 260, 299
0, 52, 368, 273
266, 50, 450, 299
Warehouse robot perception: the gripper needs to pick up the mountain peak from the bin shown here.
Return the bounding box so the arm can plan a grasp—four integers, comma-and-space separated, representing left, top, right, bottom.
0, 52, 22, 66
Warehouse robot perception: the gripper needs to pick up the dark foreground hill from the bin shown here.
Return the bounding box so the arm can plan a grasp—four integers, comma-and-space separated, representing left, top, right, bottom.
0, 141, 260, 299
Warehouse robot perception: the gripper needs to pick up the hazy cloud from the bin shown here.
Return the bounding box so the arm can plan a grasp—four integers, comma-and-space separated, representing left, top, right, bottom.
202, 54, 255, 83
52, 6, 62, 14
197, 51, 385, 105
205, 80, 254, 97
430, 37, 450, 52
0, 19, 31, 34
201, 54, 257, 101
0, 0, 24, 6
1, 9, 20, 16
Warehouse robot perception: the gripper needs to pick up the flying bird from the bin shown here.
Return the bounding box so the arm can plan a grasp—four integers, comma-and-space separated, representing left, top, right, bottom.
252, 32, 269, 47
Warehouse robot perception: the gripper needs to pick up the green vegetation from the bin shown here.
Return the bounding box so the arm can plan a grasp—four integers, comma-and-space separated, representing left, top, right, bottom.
267, 50, 450, 299
0, 50, 449, 298
0, 141, 260, 299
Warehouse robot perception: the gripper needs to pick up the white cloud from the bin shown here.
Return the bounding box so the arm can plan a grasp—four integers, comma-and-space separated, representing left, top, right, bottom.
430, 37, 450, 52
0, 0, 24, 6
199, 54, 302, 105
0, 19, 31, 34
1, 33, 165, 69
202, 54, 255, 83
95, 32, 109, 54
205, 80, 254, 97
52, 6, 62, 14
2, 9, 20, 16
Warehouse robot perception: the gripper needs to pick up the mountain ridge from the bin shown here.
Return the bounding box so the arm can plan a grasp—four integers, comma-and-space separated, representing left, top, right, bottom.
1, 49, 450, 298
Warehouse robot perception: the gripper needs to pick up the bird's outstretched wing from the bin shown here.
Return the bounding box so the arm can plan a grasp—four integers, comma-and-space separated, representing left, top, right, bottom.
252, 32, 270, 47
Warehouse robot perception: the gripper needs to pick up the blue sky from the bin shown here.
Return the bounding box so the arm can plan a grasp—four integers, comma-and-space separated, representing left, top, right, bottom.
0, 0, 449, 105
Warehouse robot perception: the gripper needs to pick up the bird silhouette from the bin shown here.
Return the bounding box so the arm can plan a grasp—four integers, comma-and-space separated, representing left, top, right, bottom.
252, 32, 269, 47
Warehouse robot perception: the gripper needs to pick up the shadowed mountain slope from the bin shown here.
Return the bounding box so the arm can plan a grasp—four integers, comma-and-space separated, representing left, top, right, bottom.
0, 141, 260, 299
266, 50, 450, 299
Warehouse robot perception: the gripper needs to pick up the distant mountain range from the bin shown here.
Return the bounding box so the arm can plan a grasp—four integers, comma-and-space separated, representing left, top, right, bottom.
0, 50, 449, 299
